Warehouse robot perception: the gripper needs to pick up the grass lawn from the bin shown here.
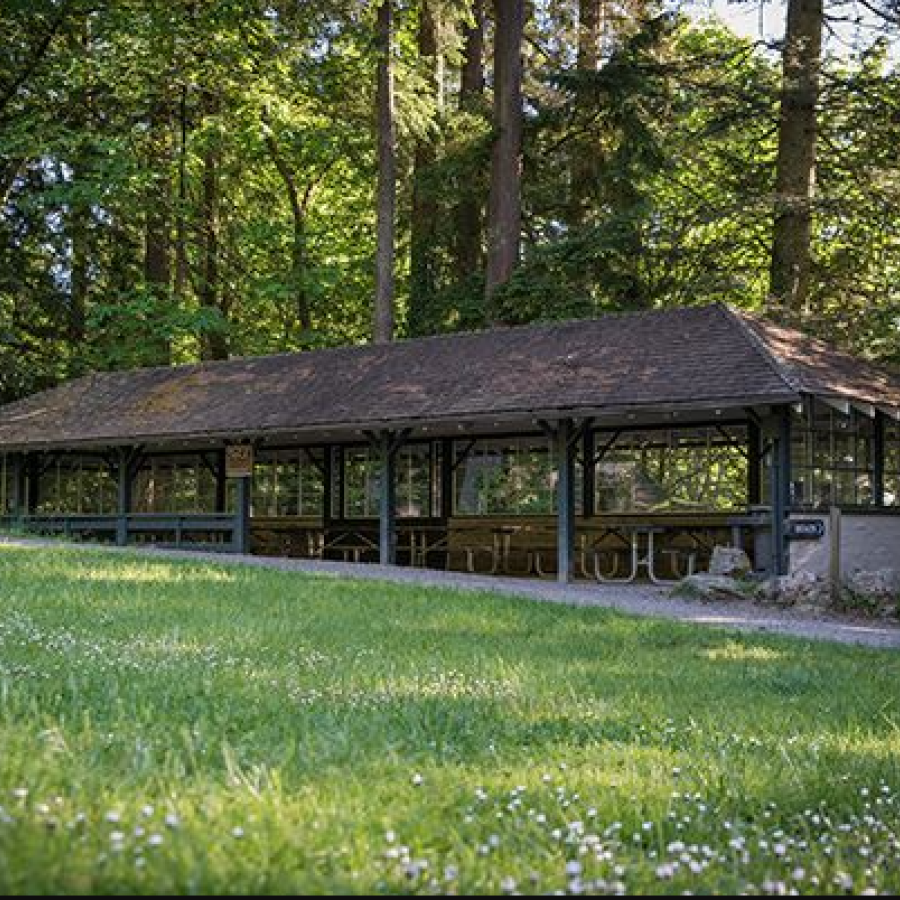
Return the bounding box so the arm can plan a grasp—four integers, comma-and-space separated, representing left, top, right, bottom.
0, 546, 899, 895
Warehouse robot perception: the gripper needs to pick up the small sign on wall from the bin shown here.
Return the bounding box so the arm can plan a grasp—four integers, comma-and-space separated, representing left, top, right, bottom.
787, 519, 827, 541
226, 444, 255, 479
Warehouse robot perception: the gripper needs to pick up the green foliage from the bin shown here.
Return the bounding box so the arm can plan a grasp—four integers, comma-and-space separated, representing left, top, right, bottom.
0, 1, 899, 399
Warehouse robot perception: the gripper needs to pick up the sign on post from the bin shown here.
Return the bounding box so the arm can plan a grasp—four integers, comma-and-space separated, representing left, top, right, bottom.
225, 444, 254, 479
786, 519, 827, 541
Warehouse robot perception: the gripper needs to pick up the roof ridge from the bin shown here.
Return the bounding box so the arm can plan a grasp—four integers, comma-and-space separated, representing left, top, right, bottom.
720, 306, 803, 396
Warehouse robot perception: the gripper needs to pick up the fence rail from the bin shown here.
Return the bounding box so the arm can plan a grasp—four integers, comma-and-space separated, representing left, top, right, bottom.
0, 514, 239, 552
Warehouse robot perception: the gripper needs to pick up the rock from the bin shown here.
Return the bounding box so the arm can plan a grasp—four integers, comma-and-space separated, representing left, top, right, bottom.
846, 568, 900, 598
709, 546, 753, 579
844, 569, 900, 618
672, 574, 754, 603
756, 571, 830, 609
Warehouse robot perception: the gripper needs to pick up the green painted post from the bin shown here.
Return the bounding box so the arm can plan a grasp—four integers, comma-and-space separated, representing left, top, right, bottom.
321, 447, 333, 526
116, 448, 133, 548
748, 420, 763, 507
379, 431, 398, 566
235, 475, 251, 554
770, 407, 793, 577
582, 427, 596, 519
215, 449, 228, 514
11, 453, 25, 530
440, 438, 455, 522
25, 454, 39, 517
557, 419, 576, 584
873, 412, 886, 508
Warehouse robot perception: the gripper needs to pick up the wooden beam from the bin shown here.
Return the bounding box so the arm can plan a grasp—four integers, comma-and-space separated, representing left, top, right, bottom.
590, 430, 622, 466
450, 438, 477, 474
819, 396, 851, 417
715, 424, 750, 460
302, 447, 328, 480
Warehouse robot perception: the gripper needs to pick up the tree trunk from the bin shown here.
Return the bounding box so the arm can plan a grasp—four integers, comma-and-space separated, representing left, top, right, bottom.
408, 0, 440, 337
461, 0, 486, 100
453, 0, 485, 285
485, 0, 525, 319
264, 125, 313, 337
769, 0, 823, 320
174, 84, 191, 306
69, 185, 89, 345
0, 3, 73, 118
578, 0, 603, 72
144, 97, 173, 366
570, 0, 604, 226
199, 99, 229, 361
373, 0, 397, 345
0, 158, 25, 206
67, 18, 93, 348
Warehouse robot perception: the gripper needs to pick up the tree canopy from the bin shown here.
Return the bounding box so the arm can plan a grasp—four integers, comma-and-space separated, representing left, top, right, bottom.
1, 0, 898, 402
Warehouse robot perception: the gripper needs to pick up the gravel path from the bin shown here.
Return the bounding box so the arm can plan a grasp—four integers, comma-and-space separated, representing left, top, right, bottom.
3, 537, 900, 650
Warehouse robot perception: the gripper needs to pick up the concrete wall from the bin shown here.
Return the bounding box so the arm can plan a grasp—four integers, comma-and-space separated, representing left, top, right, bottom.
789, 513, 900, 578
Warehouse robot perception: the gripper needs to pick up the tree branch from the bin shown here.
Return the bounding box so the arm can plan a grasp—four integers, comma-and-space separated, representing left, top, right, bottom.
0, 1, 78, 117
0, 158, 26, 205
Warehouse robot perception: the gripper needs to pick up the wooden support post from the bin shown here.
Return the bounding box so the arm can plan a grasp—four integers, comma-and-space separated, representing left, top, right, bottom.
337, 446, 346, 524
10, 453, 25, 528
379, 431, 400, 566
748, 420, 763, 507
215, 449, 228, 514
322, 446, 334, 526
873, 412, 886, 508
235, 475, 251, 555
582, 427, 596, 519
769, 407, 793, 577
24, 453, 39, 516
829, 506, 843, 604
557, 419, 577, 585
440, 438, 455, 522
116, 448, 134, 548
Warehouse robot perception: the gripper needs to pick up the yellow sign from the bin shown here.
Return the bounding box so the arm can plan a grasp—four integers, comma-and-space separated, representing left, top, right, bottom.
226, 444, 254, 479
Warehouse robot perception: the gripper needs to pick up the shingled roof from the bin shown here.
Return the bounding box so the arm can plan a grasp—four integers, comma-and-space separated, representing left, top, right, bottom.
0, 304, 898, 451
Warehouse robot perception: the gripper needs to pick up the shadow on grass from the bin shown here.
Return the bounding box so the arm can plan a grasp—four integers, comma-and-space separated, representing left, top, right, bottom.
3, 546, 899, 798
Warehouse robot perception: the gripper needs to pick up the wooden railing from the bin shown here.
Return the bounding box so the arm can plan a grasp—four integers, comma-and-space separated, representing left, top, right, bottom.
2, 514, 239, 552
1, 510, 774, 579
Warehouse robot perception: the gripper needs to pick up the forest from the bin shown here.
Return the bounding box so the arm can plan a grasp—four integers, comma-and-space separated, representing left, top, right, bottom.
1, 0, 899, 404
